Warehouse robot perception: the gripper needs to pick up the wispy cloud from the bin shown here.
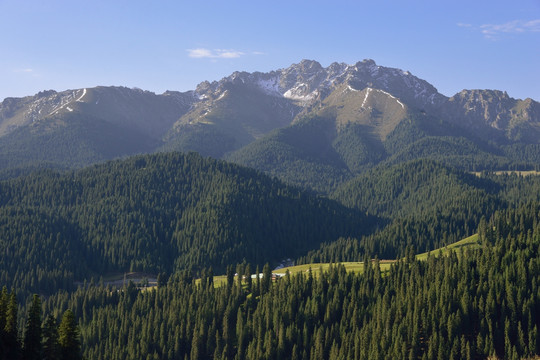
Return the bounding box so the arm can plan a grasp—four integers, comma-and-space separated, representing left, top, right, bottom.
187, 48, 245, 59
481, 19, 540, 38
459, 19, 540, 39
13, 68, 34, 73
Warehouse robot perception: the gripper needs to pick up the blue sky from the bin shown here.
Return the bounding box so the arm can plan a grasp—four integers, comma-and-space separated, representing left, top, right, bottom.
1, 0, 539, 102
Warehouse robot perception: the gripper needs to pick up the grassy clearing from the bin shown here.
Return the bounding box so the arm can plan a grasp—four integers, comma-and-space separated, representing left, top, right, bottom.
415, 233, 481, 261
273, 261, 395, 277
193, 275, 228, 287
472, 170, 540, 177
199, 234, 482, 287
273, 235, 481, 277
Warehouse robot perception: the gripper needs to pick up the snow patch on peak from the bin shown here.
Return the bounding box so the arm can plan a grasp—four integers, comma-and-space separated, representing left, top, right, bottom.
283, 83, 318, 102
361, 88, 372, 108
216, 90, 228, 101
48, 89, 82, 115
376, 89, 405, 109
76, 88, 87, 102
257, 76, 281, 96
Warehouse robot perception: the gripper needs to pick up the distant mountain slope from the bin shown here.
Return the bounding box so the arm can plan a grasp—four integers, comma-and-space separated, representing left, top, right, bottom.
0, 152, 373, 295
161, 82, 301, 158
0, 86, 195, 138
1, 59, 539, 186
439, 89, 540, 144
226, 115, 353, 192
228, 82, 537, 193
165, 59, 448, 159
226, 100, 513, 193
0, 87, 195, 170
0, 111, 158, 170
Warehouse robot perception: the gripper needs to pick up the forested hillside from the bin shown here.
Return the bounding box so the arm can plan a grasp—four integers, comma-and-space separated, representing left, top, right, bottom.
299, 160, 540, 263
332, 159, 498, 218
3, 152, 540, 298
1, 153, 540, 359
10, 202, 535, 360
0, 152, 374, 297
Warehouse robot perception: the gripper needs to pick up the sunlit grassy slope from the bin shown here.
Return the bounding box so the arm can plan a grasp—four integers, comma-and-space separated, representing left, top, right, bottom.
415, 233, 480, 261
273, 260, 396, 276
205, 233, 481, 287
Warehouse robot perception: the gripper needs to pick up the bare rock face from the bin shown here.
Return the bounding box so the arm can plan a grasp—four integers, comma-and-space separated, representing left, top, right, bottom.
440, 89, 540, 143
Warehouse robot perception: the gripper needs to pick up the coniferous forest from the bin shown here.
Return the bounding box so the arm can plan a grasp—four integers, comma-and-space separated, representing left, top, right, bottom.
1, 151, 540, 359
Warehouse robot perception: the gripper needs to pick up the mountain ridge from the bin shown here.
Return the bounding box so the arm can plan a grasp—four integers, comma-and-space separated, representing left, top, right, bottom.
0, 59, 539, 184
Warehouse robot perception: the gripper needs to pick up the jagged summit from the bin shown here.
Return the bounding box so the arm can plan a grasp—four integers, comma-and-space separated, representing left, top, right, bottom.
190, 59, 445, 112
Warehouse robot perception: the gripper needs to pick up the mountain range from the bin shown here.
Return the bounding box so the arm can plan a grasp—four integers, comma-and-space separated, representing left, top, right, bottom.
1, 59, 539, 191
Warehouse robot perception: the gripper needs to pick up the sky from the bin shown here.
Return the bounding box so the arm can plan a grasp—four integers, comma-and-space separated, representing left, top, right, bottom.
0, 0, 539, 102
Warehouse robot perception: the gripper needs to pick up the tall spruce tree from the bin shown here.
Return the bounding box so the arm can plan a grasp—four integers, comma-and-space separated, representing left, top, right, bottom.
4, 291, 20, 360
58, 310, 81, 360
0, 286, 8, 359
42, 315, 60, 360
261, 263, 272, 295
0, 286, 7, 332
23, 294, 42, 360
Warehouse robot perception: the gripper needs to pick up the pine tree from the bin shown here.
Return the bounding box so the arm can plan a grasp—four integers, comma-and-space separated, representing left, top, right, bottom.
0, 286, 7, 332
0, 286, 8, 360
255, 265, 261, 297
4, 291, 20, 360
23, 294, 42, 360
226, 265, 235, 291
236, 263, 245, 288
262, 263, 272, 295
58, 310, 81, 360
245, 263, 253, 291
42, 315, 60, 360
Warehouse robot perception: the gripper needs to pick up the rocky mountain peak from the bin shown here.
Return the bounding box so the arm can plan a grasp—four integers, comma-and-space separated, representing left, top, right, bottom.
453, 89, 511, 103
353, 59, 378, 72
191, 59, 447, 111
36, 90, 57, 99
295, 59, 324, 73
327, 61, 349, 75
341, 60, 447, 110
